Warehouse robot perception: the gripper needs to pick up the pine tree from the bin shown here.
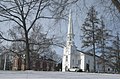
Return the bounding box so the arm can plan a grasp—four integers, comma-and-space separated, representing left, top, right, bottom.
96, 17, 111, 73
110, 33, 120, 73
81, 6, 100, 72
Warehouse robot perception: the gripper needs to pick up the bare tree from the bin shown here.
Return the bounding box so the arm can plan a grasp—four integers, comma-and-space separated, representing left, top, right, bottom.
111, 0, 120, 12
108, 33, 120, 73
0, 0, 78, 70
75, 0, 120, 31
96, 17, 112, 72
2, 24, 63, 70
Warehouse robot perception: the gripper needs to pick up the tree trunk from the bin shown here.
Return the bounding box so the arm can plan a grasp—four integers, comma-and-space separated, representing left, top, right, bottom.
25, 31, 30, 70
116, 33, 120, 73
92, 20, 96, 73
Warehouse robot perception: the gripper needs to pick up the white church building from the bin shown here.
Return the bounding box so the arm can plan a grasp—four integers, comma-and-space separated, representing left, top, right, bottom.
62, 11, 111, 72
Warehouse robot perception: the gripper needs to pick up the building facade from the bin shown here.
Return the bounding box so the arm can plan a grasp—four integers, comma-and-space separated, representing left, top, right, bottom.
62, 10, 111, 72
12, 55, 56, 71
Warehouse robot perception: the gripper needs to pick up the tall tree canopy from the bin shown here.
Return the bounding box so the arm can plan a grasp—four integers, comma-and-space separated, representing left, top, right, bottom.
0, 0, 78, 70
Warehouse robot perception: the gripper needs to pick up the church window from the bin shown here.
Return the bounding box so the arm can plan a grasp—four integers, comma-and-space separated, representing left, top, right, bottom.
70, 36, 72, 41
66, 56, 68, 61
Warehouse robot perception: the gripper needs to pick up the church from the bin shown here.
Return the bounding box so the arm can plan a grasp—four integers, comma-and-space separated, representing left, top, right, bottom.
62, 11, 111, 72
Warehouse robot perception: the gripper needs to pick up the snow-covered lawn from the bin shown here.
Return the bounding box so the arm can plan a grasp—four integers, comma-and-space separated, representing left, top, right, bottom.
0, 71, 119, 79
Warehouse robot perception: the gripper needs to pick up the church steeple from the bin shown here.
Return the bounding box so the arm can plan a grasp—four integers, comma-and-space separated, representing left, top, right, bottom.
67, 10, 74, 45
62, 10, 76, 72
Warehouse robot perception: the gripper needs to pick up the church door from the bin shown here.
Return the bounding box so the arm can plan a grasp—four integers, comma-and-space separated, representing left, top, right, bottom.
65, 66, 68, 71
86, 63, 89, 72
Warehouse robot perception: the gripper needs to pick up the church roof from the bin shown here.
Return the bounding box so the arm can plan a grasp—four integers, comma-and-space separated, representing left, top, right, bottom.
77, 49, 101, 58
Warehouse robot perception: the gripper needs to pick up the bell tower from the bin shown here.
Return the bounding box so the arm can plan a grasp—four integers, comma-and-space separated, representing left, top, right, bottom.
62, 10, 75, 72
67, 10, 74, 46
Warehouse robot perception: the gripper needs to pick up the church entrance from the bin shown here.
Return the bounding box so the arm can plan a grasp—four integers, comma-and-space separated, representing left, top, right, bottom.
86, 63, 89, 72
65, 66, 68, 71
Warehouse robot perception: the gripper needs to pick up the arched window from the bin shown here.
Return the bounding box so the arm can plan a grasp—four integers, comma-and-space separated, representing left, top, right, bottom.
65, 66, 68, 71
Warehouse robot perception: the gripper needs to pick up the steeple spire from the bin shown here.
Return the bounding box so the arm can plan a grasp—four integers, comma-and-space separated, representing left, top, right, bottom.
67, 9, 74, 45
62, 10, 76, 72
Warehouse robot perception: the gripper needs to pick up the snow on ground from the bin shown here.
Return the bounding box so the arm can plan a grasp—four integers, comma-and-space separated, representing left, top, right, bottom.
0, 71, 119, 79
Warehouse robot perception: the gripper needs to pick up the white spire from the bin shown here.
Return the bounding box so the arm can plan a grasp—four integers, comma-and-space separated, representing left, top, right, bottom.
68, 10, 73, 35
67, 9, 74, 44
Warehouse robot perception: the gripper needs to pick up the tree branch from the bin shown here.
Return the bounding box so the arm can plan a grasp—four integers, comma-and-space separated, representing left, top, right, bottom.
0, 34, 25, 42
111, 0, 120, 12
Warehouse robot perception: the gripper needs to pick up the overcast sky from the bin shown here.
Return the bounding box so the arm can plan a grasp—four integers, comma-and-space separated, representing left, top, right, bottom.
0, 0, 120, 56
